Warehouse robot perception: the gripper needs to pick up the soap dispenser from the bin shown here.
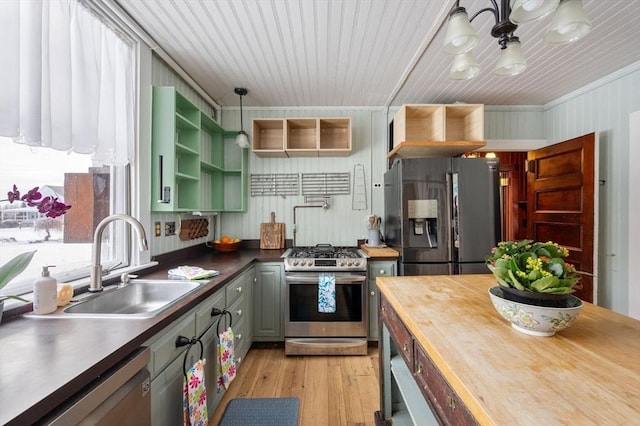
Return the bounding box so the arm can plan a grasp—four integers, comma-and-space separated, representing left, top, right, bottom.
33, 265, 57, 314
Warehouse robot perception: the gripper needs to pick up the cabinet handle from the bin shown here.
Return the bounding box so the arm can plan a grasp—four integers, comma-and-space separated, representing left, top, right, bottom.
403, 343, 409, 352
370, 291, 376, 296
417, 364, 423, 374
235, 309, 242, 317
253, 278, 257, 283
237, 357, 242, 364
235, 286, 242, 293
448, 395, 456, 410
236, 333, 242, 340
379, 269, 386, 275
157, 155, 170, 203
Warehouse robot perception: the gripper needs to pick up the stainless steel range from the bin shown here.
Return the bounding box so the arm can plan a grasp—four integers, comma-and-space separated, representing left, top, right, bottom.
282, 244, 368, 356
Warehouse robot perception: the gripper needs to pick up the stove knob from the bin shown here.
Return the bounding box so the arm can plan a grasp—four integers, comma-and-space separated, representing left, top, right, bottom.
307, 261, 313, 266
347, 261, 353, 267
339, 261, 345, 267
292, 260, 298, 266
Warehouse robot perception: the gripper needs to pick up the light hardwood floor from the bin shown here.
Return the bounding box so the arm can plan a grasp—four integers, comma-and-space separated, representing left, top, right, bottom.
210, 345, 380, 425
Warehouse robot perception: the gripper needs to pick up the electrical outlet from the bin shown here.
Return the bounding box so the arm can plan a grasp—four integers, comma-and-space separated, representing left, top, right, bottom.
154, 222, 161, 237
165, 222, 176, 236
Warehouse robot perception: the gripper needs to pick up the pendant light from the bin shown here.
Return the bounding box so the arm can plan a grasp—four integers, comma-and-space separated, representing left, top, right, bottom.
234, 87, 250, 149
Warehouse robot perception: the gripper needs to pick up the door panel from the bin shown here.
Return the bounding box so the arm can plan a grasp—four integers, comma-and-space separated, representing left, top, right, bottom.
401, 263, 450, 276
527, 133, 595, 302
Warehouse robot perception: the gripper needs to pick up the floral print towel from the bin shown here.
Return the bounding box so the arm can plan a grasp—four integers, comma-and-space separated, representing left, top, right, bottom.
318, 272, 336, 313
217, 327, 237, 392
183, 359, 208, 426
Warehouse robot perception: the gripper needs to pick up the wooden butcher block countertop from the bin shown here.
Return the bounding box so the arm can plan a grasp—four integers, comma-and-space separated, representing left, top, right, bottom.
360, 244, 399, 258
376, 274, 640, 426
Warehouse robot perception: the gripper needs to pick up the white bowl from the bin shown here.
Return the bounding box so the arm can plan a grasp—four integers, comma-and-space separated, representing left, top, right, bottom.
488, 286, 583, 337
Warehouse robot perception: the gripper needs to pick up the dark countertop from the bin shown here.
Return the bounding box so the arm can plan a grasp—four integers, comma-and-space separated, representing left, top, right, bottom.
0, 247, 285, 425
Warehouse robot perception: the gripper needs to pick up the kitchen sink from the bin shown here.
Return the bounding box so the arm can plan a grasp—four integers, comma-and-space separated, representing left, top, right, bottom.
59, 279, 206, 318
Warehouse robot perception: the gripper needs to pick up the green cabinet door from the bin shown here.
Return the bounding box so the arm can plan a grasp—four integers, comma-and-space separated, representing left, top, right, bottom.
367, 260, 397, 341
253, 262, 284, 340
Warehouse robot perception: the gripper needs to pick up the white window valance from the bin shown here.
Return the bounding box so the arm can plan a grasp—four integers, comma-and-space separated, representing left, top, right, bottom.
0, 0, 134, 166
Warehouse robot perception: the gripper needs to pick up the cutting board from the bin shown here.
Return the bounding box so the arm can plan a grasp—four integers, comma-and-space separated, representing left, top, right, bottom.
260, 212, 285, 249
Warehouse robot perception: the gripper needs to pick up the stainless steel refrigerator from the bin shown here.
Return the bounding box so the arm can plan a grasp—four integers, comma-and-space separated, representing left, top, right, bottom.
384, 157, 500, 275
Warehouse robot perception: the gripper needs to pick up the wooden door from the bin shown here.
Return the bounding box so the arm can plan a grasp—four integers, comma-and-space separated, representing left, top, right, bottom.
494, 152, 528, 241
527, 133, 595, 302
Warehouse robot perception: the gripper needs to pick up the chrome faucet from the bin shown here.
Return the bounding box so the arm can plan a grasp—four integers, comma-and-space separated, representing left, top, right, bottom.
89, 214, 149, 292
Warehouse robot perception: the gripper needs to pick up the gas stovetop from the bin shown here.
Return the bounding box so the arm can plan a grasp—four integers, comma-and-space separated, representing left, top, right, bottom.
282, 245, 367, 272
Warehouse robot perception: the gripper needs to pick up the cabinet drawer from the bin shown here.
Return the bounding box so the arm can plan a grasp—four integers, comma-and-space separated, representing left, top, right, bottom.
227, 292, 249, 328
146, 314, 196, 378
226, 274, 247, 307
368, 262, 396, 279
195, 290, 225, 337
414, 343, 477, 426
380, 294, 413, 368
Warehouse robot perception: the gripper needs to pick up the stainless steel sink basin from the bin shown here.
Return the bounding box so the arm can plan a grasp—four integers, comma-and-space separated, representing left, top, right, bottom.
61, 279, 205, 318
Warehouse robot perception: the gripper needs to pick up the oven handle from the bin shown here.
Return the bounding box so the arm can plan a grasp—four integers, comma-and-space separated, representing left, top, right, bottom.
285, 274, 367, 284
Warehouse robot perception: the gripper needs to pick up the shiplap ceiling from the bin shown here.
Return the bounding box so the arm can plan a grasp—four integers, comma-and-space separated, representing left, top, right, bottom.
114, 0, 640, 107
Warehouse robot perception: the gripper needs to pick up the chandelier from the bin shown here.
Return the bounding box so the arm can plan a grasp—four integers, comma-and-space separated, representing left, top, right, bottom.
443, 0, 591, 80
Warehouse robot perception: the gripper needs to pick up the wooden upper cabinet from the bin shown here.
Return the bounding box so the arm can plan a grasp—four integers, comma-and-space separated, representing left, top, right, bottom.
252, 117, 351, 157
388, 104, 486, 159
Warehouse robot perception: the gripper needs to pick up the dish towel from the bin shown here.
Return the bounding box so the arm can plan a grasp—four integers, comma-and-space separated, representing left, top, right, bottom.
318, 272, 336, 313
217, 327, 237, 392
168, 265, 220, 280
182, 359, 208, 426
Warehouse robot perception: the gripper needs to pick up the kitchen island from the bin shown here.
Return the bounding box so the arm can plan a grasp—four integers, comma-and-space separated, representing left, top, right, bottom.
376, 274, 640, 425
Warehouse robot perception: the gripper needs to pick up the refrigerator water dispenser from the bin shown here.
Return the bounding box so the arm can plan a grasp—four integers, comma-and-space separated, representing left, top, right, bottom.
408, 199, 438, 248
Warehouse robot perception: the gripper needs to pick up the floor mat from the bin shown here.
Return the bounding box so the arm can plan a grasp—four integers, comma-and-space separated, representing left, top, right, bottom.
219, 397, 300, 426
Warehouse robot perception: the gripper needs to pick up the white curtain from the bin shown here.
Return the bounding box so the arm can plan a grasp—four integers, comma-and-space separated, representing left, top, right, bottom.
0, 0, 134, 166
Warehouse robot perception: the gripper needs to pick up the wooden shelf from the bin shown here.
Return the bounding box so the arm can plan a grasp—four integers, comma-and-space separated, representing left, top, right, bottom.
253, 117, 351, 157
389, 104, 485, 160
387, 140, 487, 159
253, 118, 287, 157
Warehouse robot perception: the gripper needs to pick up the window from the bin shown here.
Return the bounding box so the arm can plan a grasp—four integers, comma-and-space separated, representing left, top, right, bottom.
0, 137, 132, 296
0, 0, 140, 301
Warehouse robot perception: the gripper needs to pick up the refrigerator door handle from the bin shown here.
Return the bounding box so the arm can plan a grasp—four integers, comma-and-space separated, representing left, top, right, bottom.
446, 172, 454, 266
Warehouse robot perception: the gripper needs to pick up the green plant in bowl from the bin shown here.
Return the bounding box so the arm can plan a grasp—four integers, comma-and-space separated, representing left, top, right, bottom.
486, 240, 581, 306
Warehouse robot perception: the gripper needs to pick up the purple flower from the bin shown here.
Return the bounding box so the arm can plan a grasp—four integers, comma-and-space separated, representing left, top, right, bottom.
3, 185, 71, 218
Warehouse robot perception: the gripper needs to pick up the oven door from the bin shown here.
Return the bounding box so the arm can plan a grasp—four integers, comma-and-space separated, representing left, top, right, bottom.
285, 272, 367, 337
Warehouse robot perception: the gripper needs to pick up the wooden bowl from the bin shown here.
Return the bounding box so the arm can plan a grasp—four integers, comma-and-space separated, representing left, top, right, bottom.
212, 240, 242, 252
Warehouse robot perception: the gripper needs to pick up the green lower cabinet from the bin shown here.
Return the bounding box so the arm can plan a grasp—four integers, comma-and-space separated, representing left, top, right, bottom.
253, 262, 284, 341
227, 266, 254, 362
151, 354, 194, 426
195, 289, 226, 413
146, 267, 256, 423
146, 314, 196, 426
368, 260, 397, 341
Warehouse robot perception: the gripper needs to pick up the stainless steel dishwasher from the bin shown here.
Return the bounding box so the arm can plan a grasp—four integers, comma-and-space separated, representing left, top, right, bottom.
45, 347, 151, 425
